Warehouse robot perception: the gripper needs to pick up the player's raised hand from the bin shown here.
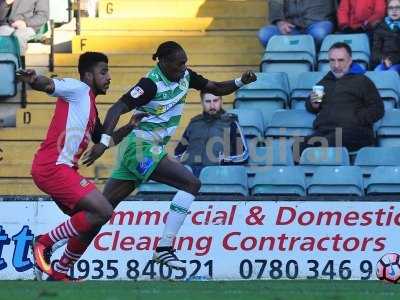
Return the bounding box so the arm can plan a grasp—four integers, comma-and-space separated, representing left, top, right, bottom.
16, 69, 38, 84
240, 71, 257, 84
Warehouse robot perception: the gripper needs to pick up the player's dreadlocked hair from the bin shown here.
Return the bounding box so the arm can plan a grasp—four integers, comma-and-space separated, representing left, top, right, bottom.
152, 41, 184, 61
78, 52, 108, 78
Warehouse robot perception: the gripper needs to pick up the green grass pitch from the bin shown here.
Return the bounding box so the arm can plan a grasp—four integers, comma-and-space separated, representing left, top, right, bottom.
1, 280, 400, 300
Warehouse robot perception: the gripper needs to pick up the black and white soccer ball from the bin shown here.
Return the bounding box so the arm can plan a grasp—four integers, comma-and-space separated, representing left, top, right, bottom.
376, 253, 400, 283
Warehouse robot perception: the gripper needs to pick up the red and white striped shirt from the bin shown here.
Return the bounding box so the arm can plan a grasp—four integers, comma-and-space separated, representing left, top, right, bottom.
33, 78, 98, 168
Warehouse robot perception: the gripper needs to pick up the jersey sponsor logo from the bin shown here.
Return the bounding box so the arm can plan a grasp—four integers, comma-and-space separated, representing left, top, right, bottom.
136, 157, 154, 176
130, 86, 144, 99
155, 105, 166, 115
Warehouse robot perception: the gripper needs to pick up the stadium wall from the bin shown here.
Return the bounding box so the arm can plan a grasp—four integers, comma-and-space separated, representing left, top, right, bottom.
0, 196, 399, 281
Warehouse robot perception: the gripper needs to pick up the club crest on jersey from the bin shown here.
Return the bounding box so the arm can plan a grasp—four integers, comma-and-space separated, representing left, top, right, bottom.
179, 79, 188, 90
80, 178, 89, 187
150, 145, 163, 155
130, 86, 144, 99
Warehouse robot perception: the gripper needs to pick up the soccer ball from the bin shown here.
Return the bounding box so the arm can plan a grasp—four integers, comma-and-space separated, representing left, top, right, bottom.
376, 253, 400, 283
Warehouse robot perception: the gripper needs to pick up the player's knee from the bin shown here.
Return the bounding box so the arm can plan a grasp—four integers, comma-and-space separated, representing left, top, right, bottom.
186, 176, 201, 195
94, 204, 113, 226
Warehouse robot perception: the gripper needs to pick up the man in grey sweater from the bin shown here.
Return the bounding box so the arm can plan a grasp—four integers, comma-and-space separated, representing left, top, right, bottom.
258, 0, 336, 48
0, 0, 49, 54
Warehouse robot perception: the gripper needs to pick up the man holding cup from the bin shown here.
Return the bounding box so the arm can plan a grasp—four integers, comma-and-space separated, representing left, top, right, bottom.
295, 42, 384, 161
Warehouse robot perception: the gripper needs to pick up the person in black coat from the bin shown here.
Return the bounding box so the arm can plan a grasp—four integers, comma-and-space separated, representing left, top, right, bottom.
294, 42, 384, 162
372, 0, 400, 72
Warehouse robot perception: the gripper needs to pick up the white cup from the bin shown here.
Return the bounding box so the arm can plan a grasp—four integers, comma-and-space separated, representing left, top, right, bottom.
312, 85, 325, 102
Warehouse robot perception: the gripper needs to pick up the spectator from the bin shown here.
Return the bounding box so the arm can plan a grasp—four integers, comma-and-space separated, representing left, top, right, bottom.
372, 0, 400, 72
174, 92, 246, 177
295, 42, 384, 161
0, 0, 49, 54
337, 0, 386, 34
258, 0, 336, 48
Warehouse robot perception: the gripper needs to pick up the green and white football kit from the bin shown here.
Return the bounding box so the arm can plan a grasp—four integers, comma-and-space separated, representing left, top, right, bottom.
111, 64, 208, 184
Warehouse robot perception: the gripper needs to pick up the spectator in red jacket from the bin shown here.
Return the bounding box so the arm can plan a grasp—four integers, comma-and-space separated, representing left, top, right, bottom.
337, 0, 386, 34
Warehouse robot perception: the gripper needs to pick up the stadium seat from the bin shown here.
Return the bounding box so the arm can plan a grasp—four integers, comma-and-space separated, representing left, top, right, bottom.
247, 140, 294, 166
366, 166, 400, 195
138, 165, 193, 194
230, 108, 264, 142
290, 71, 327, 109
354, 147, 400, 177
307, 166, 364, 196
0, 36, 21, 97
199, 166, 248, 196
264, 109, 315, 138
318, 34, 370, 71
376, 109, 400, 146
300, 147, 350, 175
260, 35, 316, 88
365, 71, 400, 110
138, 181, 178, 194
234, 72, 290, 126
250, 166, 306, 196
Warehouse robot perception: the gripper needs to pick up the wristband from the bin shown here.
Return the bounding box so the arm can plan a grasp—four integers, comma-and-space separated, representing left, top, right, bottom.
234, 77, 245, 88
100, 134, 111, 148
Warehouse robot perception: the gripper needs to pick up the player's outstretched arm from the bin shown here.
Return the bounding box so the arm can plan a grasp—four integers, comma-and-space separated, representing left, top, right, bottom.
16, 69, 55, 94
111, 112, 148, 146
203, 70, 257, 96
81, 99, 133, 166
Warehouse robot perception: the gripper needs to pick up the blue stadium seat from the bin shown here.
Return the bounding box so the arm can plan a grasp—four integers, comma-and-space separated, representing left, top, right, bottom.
376, 109, 400, 146
235, 72, 290, 126
366, 166, 400, 195
318, 34, 370, 71
138, 165, 193, 194
230, 108, 264, 141
365, 71, 400, 110
247, 140, 294, 166
354, 147, 400, 176
199, 166, 248, 196
307, 166, 364, 196
290, 71, 327, 109
138, 181, 178, 194
260, 35, 316, 88
265, 109, 315, 138
0, 36, 21, 97
251, 166, 306, 196
300, 147, 350, 175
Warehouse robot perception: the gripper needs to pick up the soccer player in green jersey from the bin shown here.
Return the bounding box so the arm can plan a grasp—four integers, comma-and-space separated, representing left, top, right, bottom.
83, 41, 257, 269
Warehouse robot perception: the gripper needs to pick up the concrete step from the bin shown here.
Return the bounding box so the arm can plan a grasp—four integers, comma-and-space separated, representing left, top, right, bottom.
98, 0, 267, 18
0, 178, 107, 195
80, 17, 265, 31
72, 35, 263, 54
53, 53, 260, 67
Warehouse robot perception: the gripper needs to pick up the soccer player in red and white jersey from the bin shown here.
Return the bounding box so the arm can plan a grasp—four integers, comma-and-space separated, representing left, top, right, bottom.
17, 52, 146, 281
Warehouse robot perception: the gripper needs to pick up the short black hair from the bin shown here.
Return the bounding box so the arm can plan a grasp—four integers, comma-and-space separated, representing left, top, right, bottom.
200, 91, 222, 101
329, 42, 352, 56
78, 52, 108, 77
152, 41, 184, 61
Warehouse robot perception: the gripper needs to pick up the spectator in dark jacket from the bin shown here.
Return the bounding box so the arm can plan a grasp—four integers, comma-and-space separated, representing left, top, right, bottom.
372, 0, 400, 72
258, 0, 336, 48
337, 0, 386, 34
175, 92, 245, 177
295, 42, 384, 161
0, 0, 49, 54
